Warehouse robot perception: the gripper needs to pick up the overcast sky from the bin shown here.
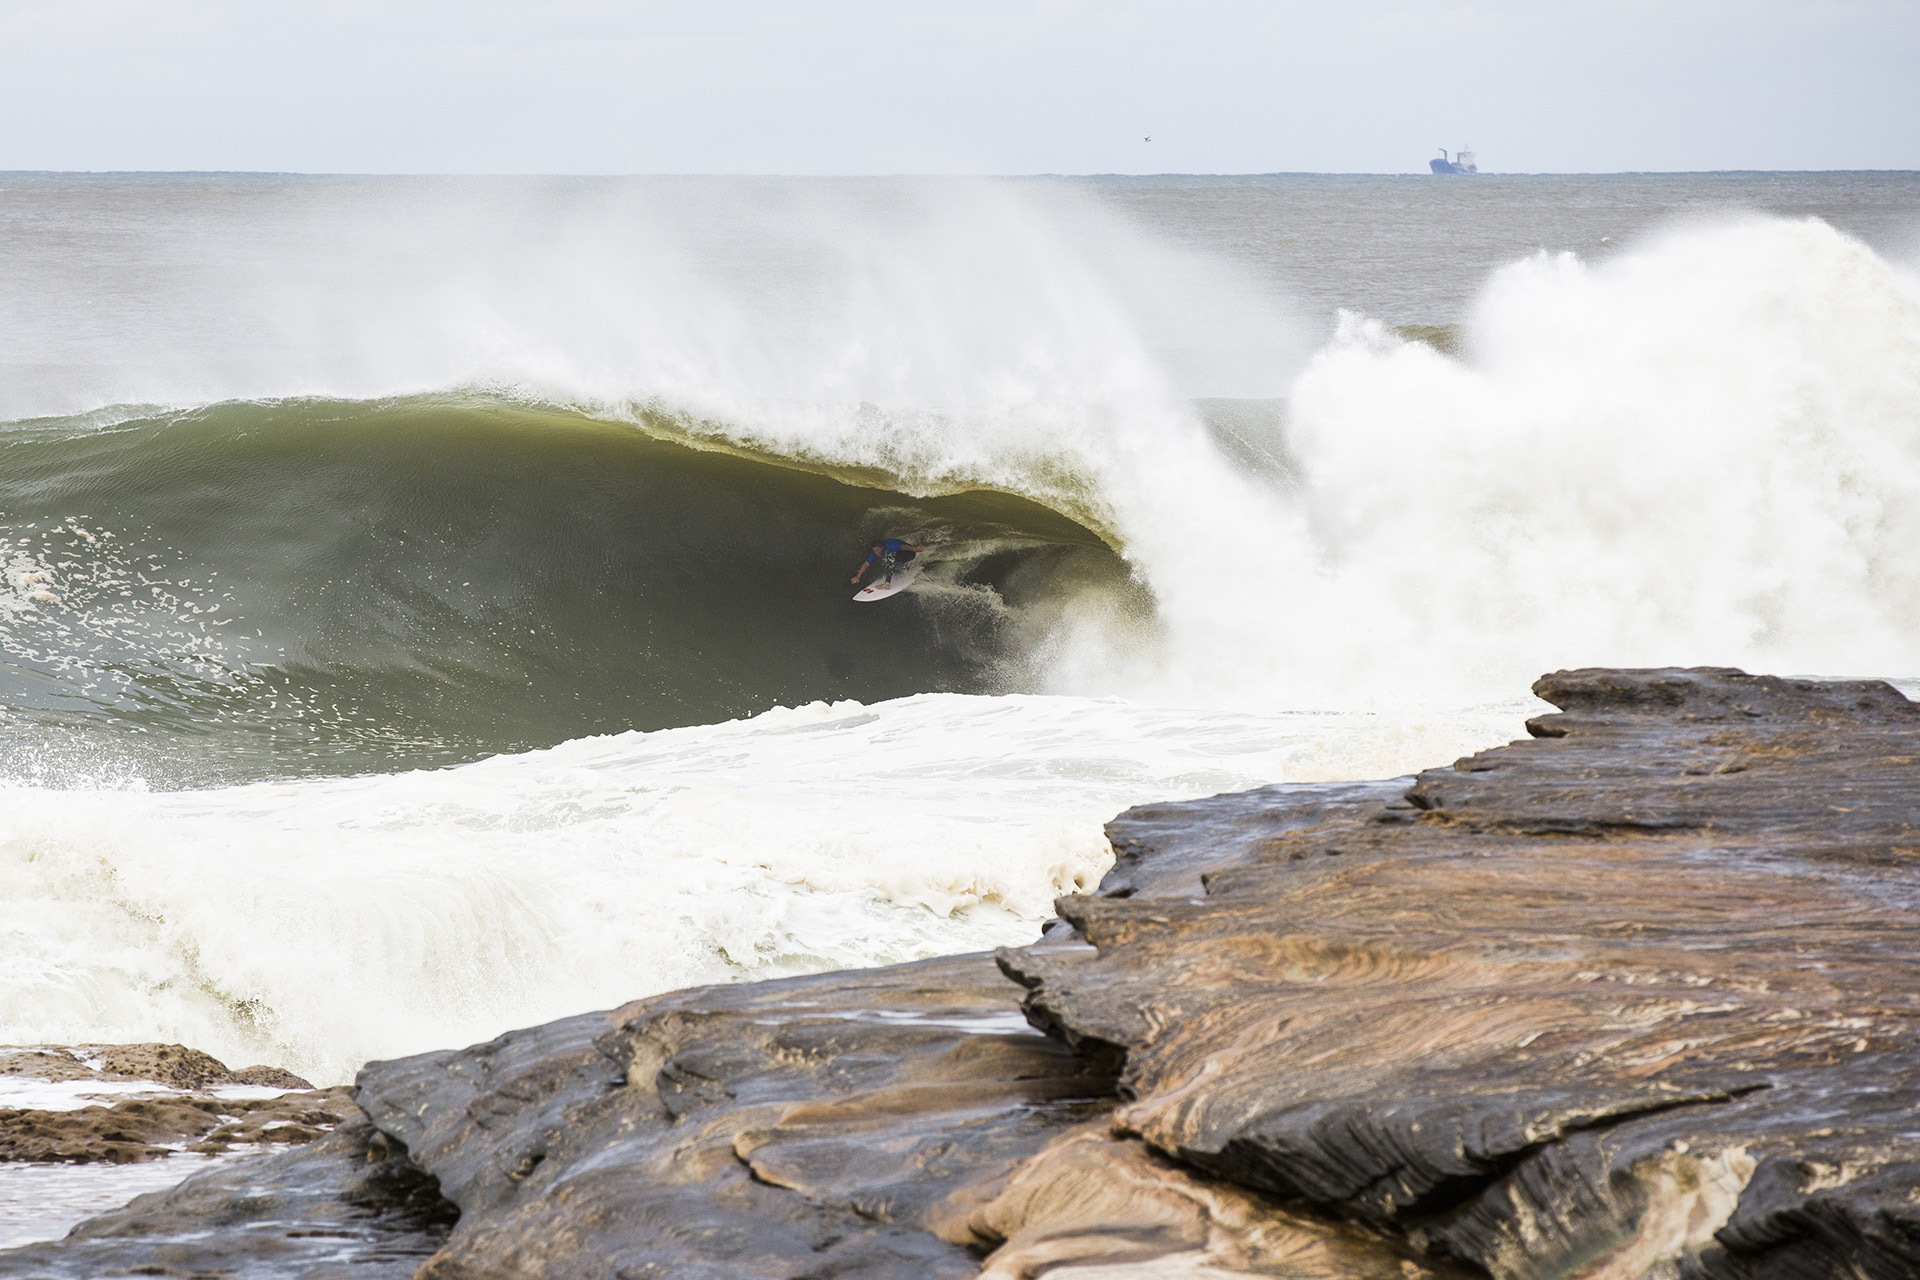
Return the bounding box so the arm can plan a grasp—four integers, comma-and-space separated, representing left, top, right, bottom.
1, 0, 1914, 174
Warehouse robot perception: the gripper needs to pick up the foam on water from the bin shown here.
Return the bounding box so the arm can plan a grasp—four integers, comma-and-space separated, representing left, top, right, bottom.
0, 693, 1530, 1084
0, 1078, 183, 1112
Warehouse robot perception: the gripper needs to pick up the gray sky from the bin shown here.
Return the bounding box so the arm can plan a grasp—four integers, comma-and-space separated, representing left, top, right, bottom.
1, 0, 1914, 174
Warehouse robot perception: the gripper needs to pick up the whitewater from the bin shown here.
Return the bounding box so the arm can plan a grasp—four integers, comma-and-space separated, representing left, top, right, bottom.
1, 173, 1917, 1083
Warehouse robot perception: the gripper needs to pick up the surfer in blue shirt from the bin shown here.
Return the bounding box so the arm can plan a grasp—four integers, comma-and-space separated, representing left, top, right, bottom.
851, 538, 924, 586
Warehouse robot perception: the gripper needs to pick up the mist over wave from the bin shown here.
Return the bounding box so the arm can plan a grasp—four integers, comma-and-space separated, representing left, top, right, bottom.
1078, 215, 1920, 709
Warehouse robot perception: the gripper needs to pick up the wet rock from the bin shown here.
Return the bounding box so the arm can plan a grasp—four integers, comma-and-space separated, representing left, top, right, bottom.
0, 1052, 97, 1087
356, 956, 1114, 1279
0, 1043, 314, 1094
0, 1115, 456, 1279
0, 1043, 313, 1093
1099, 778, 1411, 900
1000, 667, 1920, 1280
349, 951, 1451, 1280
0, 1043, 353, 1165
963, 1127, 1453, 1279
2, 1095, 218, 1165
229, 1064, 316, 1090
0, 1091, 359, 1165
77, 1043, 283, 1091
353, 953, 1446, 1279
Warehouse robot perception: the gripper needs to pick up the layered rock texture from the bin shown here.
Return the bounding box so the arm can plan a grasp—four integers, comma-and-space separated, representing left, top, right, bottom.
0, 1116, 456, 1278
0, 1044, 350, 1164
1005, 667, 1920, 1279
4, 668, 1917, 1279
0, 1043, 419, 1276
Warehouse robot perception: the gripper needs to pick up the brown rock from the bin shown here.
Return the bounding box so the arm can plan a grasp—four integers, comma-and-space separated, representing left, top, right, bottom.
356, 956, 1115, 1278
229, 1064, 315, 1089
0, 1089, 358, 1164
0, 1038, 346, 1166
0, 1042, 313, 1092
0, 1097, 219, 1164
1000, 667, 1920, 1280
73, 1043, 239, 1091
965, 1128, 1447, 1279
349, 953, 1443, 1278
0, 1049, 99, 1085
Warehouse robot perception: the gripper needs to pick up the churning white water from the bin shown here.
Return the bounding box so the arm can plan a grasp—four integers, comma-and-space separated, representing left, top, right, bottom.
1079, 216, 1920, 709
0, 695, 1531, 1083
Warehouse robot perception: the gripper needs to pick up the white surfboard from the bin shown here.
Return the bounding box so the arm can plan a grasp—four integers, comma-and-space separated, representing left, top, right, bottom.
853, 563, 923, 601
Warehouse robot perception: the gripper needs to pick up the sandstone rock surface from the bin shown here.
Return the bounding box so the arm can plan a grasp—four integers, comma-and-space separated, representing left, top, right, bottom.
0, 1043, 351, 1164
0, 1044, 311, 1093
350, 952, 1438, 1279
1003, 667, 1920, 1279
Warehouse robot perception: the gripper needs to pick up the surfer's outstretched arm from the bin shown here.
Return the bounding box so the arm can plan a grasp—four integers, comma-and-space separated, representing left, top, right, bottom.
852, 542, 892, 584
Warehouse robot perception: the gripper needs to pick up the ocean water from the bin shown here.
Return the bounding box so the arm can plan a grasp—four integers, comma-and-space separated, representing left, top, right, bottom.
2, 172, 1917, 1085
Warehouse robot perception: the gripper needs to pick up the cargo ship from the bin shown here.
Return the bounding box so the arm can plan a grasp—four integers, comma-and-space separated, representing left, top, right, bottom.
1429, 147, 1479, 175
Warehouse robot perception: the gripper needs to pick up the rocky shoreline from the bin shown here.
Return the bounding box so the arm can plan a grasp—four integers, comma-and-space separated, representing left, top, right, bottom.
3, 667, 1917, 1279
0, 1044, 348, 1165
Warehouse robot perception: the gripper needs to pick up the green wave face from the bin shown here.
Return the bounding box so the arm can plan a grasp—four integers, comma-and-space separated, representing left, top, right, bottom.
0, 395, 1140, 786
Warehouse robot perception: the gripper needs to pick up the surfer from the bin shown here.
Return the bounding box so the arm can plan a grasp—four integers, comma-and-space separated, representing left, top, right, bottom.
851, 538, 924, 586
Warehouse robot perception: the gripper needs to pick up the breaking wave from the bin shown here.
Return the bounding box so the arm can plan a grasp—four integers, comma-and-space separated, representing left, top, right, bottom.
3, 175, 1919, 1080
0, 394, 1134, 783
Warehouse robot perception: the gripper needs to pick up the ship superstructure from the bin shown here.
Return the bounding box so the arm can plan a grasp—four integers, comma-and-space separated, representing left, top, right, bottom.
1429, 147, 1479, 175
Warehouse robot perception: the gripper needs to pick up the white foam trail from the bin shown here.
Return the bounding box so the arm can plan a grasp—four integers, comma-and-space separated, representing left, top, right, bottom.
0, 693, 1528, 1084
0, 1076, 286, 1112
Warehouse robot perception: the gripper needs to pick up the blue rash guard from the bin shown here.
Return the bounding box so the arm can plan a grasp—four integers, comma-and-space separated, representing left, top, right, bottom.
863, 538, 912, 565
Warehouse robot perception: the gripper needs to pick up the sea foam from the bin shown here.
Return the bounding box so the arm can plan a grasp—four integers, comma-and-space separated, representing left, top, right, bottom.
0, 694, 1526, 1083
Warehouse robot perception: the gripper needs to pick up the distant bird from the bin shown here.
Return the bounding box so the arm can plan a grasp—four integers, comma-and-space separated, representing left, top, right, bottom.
1144, 135, 1152, 142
